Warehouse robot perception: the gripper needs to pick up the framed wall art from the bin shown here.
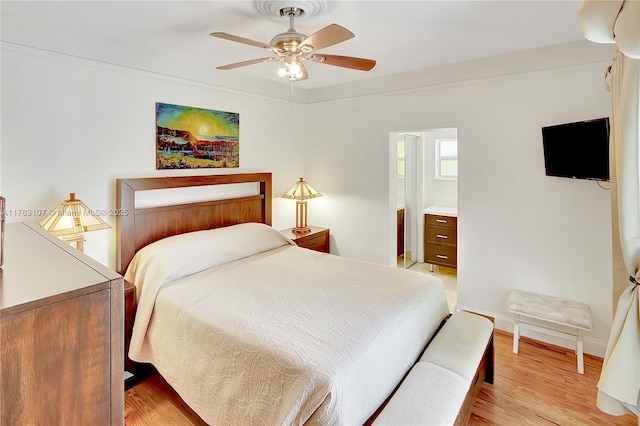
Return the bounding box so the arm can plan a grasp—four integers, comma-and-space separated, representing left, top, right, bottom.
156, 102, 239, 169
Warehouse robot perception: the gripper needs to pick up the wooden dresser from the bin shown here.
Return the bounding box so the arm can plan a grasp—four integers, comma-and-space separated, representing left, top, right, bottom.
0, 222, 124, 425
423, 207, 458, 268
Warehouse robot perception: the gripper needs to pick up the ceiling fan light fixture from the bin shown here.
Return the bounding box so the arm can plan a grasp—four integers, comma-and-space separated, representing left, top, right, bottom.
278, 60, 304, 80
288, 61, 301, 74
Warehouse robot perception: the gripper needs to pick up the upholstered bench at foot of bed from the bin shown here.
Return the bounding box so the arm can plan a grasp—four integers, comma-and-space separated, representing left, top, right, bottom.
372, 312, 494, 426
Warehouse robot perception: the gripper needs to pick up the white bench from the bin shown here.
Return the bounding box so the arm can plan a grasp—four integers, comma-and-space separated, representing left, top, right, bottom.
507, 289, 592, 374
371, 312, 494, 425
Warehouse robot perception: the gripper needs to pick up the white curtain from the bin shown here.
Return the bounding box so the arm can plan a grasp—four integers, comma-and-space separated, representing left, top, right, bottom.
578, 0, 640, 417
597, 48, 640, 417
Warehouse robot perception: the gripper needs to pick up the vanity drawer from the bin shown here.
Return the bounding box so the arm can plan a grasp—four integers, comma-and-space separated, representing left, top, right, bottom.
425, 214, 457, 228
425, 226, 457, 245
425, 245, 457, 268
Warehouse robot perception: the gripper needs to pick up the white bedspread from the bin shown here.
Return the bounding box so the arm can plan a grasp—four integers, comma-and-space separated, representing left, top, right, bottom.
126, 224, 449, 425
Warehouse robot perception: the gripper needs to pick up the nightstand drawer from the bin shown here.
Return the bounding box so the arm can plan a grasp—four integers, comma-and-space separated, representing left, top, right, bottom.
425, 245, 457, 268
296, 232, 329, 253
425, 226, 457, 245
281, 226, 330, 254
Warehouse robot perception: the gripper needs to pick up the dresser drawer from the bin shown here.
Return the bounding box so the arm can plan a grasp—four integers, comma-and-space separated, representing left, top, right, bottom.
425, 226, 457, 245
425, 214, 457, 228
296, 232, 329, 253
425, 245, 457, 268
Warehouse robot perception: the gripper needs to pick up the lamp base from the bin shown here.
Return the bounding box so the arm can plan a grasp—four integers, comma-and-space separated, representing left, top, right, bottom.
60, 233, 85, 252
292, 200, 310, 234
291, 226, 311, 234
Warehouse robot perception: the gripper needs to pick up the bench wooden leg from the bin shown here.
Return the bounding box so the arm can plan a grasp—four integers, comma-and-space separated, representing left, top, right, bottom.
485, 334, 495, 385
513, 313, 520, 354
576, 329, 584, 374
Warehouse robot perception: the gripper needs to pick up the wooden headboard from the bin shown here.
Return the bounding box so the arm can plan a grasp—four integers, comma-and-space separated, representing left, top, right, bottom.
116, 173, 272, 275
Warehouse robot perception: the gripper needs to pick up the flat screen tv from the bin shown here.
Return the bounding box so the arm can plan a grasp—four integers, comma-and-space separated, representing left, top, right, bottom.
542, 117, 610, 181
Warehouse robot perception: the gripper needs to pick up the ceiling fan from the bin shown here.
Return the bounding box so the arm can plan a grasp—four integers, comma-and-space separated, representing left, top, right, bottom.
210, 6, 376, 82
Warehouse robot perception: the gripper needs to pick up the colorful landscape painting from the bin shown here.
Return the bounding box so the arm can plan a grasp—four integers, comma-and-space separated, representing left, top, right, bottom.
156, 103, 239, 169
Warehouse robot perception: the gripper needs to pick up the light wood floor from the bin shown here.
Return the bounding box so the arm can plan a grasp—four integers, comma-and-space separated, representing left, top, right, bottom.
469, 331, 637, 425
124, 330, 637, 425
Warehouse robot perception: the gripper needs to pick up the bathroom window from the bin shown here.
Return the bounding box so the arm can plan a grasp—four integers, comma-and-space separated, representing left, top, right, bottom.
436, 139, 458, 180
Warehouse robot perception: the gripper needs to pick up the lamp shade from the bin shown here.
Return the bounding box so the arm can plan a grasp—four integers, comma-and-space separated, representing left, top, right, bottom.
281, 177, 322, 200
39, 193, 111, 236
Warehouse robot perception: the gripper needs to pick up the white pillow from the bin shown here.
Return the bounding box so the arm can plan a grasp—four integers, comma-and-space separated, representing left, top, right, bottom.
125, 222, 294, 295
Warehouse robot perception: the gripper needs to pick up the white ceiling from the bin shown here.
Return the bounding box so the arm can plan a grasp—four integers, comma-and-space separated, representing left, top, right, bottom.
1, 0, 588, 89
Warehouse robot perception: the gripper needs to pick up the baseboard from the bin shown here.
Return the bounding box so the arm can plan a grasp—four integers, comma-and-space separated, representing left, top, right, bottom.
455, 304, 608, 358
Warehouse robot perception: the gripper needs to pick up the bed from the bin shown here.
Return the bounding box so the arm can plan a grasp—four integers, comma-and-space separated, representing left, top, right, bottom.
117, 173, 451, 425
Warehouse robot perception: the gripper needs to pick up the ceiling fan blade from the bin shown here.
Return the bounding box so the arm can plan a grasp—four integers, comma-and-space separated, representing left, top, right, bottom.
298, 24, 354, 52
309, 54, 376, 71
216, 57, 279, 70
210, 32, 273, 50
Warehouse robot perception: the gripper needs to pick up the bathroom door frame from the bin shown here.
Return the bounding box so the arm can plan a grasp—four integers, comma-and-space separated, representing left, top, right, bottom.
388, 131, 425, 267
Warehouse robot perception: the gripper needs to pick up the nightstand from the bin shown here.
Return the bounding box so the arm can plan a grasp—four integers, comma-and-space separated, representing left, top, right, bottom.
124, 279, 137, 388
281, 226, 330, 253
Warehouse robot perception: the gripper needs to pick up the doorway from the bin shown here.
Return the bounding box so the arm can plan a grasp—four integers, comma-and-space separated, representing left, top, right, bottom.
388, 128, 458, 310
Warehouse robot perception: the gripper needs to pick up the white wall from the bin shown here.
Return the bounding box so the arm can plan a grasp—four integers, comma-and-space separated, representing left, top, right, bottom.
455, 67, 612, 356
305, 43, 614, 355
1, 19, 307, 269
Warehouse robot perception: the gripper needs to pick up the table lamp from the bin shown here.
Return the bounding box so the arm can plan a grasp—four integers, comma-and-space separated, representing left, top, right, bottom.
38, 193, 111, 252
281, 177, 322, 233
